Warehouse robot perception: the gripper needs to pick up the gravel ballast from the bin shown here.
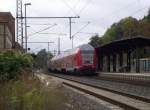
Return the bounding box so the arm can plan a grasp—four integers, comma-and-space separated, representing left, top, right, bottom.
63, 86, 122, 110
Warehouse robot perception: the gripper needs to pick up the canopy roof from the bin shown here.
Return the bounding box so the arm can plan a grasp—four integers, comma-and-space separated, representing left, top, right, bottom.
96, 36, 150, 55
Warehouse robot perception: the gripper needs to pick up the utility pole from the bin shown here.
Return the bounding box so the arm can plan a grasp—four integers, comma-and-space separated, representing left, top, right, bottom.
72, 36, 74, 49
54, 50, 56, 56
24, 3, 31, 52
69, 17, 72, 39
48, 42, 50, 52
58, 37, 60, 55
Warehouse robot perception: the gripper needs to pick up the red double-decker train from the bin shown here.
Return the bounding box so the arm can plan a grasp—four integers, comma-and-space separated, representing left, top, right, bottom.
48, 44, 96, 74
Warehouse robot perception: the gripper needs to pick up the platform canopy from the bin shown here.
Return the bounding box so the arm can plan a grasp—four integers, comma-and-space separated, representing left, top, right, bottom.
96, 36, 150, 55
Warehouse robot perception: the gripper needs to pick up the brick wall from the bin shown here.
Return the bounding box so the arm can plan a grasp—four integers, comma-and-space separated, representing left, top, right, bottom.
0, 12, 15, 49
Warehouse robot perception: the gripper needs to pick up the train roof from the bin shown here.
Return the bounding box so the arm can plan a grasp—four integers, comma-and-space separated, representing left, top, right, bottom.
51, 44, 94, 61
77, 44, 94, 51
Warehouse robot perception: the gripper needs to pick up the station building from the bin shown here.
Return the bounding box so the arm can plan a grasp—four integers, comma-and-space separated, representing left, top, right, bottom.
96, 36, 150, 73
0, 12, 15, 49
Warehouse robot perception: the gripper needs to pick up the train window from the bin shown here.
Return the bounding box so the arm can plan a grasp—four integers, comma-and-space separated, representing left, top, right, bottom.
81, 51, 93, 64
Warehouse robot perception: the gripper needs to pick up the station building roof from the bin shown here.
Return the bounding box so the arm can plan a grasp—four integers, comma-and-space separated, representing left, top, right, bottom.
96, 36, 150, 55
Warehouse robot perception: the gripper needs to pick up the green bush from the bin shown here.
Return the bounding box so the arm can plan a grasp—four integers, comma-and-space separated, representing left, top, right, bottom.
0, 50, 33, 81
0, 78, 67, 110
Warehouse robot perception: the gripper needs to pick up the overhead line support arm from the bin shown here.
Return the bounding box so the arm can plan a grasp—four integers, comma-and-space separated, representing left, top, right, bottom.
17, 16, 80, 40
17, 16, 80, 19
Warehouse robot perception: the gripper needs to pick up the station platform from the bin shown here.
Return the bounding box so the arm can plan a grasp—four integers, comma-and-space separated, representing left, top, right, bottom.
97, 72, 150, 81
97, 72, 150, 76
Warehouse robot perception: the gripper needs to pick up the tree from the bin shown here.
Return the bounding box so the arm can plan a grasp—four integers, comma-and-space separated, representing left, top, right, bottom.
143, 8, 150, 22
139, 20, 150, 38
119, 17, 140, 38
102, 23, 123, 43
89, 34, 102, 47
33, 49, 53, 69
47, 52, 53, 59
89, 9, 150, 46
0, 51, 33, 81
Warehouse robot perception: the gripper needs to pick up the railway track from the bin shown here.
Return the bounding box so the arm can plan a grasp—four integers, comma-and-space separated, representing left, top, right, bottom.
46, 73, 150, 110
49, 73, 150, 103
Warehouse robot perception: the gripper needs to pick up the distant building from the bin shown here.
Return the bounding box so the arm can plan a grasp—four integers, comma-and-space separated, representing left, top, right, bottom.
0, 12, 15, 49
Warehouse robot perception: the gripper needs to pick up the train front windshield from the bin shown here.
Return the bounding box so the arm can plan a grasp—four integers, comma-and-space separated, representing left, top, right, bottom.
81, 51, 94, 64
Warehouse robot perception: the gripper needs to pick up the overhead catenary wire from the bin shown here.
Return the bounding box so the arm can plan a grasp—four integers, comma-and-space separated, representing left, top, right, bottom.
61, 0, 78, 16
24, 23, 52, 25
64, 0, 81, 16
54, 1, 78, 36
30, 45, 43, 52
130, 6, 149, 16
72, 21, 90, 38
92, 0, 144, 30
71, 21, 90, 48
97, 0, 145, 25
62, 0, 92, 38
67, 0, 139, 32
78, 32, 98, 35
38, 32, 67, 36
78, 0, 92, 15
27, 23, 57, 37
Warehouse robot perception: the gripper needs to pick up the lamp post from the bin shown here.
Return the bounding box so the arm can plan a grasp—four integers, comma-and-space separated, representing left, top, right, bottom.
24, 3, 31, 52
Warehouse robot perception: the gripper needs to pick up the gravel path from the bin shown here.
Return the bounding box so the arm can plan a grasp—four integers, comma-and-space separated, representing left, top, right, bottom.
36, 73, 122, 110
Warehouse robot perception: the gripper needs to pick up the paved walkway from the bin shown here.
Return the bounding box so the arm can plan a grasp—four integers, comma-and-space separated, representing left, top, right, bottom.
98, 72, 150, 77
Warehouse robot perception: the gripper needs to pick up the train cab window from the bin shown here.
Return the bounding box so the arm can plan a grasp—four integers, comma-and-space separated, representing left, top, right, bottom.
81, 51, 93, 64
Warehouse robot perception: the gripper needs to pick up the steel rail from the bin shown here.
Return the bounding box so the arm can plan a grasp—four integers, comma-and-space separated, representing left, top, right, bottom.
63, 82, 138, 110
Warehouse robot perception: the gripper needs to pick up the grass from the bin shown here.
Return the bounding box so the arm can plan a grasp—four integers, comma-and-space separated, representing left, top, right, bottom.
0, 73, 68, 110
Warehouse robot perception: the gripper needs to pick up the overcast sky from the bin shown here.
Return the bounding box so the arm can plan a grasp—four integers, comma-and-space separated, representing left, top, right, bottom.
0, 0, 150, 54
